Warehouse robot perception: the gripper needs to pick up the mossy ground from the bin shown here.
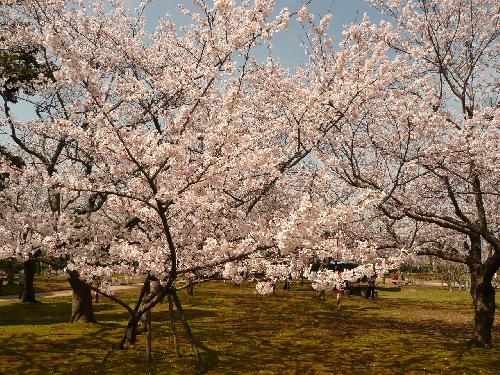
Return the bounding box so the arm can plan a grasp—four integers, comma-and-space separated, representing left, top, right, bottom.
0, 276, 70, 297
0, 282, 498, 374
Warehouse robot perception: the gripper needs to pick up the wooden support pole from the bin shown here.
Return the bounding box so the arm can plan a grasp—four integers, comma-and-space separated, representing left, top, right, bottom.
171, 289, 203, 370
146, 309, 152, 362
168, 292, 181, 357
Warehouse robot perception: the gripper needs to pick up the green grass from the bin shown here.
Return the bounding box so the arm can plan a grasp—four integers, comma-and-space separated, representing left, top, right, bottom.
0, 282, 498, 374
0, 276, 70, 297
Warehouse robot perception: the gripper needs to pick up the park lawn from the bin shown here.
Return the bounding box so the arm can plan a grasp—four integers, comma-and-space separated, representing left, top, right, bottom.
0, 282, 498, 374
0, 276, 70, 297
0, 275, 144, 297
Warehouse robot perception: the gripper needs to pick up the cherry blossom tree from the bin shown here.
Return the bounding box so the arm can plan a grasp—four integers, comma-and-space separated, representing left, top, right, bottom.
0, 154, 57, 302
2, 3, 495, 371
0, 3, 103, 318
0, 0, 328, 364
293, 0, 499, 346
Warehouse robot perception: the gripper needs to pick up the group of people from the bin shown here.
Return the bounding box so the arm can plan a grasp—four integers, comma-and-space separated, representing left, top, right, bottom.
335, 274, 377, 310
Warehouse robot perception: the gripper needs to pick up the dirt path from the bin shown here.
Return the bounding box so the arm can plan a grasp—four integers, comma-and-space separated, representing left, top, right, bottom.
0, 284, 142, 302
380, 279, 445, 287
0, 279, 451, 302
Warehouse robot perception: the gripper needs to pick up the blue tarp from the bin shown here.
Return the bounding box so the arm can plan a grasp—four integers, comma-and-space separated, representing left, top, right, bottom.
328, 261, 354, 270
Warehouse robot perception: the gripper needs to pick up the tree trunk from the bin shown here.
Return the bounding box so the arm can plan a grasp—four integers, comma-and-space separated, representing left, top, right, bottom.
68, 271, 96, 323
7, 259, 15, 285
469, 267, 496, 346
22, 259, 37, 303
467, 233, 496, 347
120, 281, 149, 349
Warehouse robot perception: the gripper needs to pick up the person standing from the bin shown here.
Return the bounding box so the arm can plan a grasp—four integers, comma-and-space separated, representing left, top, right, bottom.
335, 284, 343, 310
47, 265, 52, 283
367, 275, 376, 299
336, 270, 345, 310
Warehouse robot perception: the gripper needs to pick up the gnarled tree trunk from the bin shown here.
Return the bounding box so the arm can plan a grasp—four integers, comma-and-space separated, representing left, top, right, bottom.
469, 264, 496, 346
22, 259, 37, 303
68, 271, 96, 323
7, 259, 15, 285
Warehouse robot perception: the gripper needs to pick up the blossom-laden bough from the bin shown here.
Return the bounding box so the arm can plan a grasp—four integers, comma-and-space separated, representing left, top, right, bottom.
287, 0, 499, 346
0, 0, 354, 367
1, 0, 497, 370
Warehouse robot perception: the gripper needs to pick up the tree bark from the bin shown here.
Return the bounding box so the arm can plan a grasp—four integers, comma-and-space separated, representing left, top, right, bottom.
68, 271, 96, 323
7, 259, 15, 285
469, 265, 496, 346
120, 281, 149, 349
22, 259, 37, 303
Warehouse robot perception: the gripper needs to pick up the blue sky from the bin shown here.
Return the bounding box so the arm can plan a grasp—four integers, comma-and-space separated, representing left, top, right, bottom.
138, 0, 384, 67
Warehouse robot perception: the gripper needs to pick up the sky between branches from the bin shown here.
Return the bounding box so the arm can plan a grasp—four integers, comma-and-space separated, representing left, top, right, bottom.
6, 0, 384, 124
133, 0, 384, 65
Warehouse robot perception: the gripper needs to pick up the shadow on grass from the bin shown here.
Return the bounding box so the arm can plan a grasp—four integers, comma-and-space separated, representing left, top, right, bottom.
0, 283, 498, 374
0, 300, 123, 326
177, 288, 499, 374
0, 300, 72, 325
0, 323, 127, 374
377, 286, 402, 292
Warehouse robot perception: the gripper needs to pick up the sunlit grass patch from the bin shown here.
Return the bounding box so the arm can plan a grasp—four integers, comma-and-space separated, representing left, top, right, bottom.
0, 275, 70, 297
0, 282, 498, 374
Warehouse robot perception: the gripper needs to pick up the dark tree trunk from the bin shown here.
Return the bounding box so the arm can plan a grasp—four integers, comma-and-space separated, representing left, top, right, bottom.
68, 271, 96, 323
22, 259, 37, 303
467, 234, 497, 347
7, 259, 15, 285
120, 281, 149, 349
469, 265, 496, 346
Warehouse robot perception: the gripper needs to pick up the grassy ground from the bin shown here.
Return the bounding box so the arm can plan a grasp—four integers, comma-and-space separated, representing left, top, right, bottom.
0, 282, 498, 374
0, 276, 70, 297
